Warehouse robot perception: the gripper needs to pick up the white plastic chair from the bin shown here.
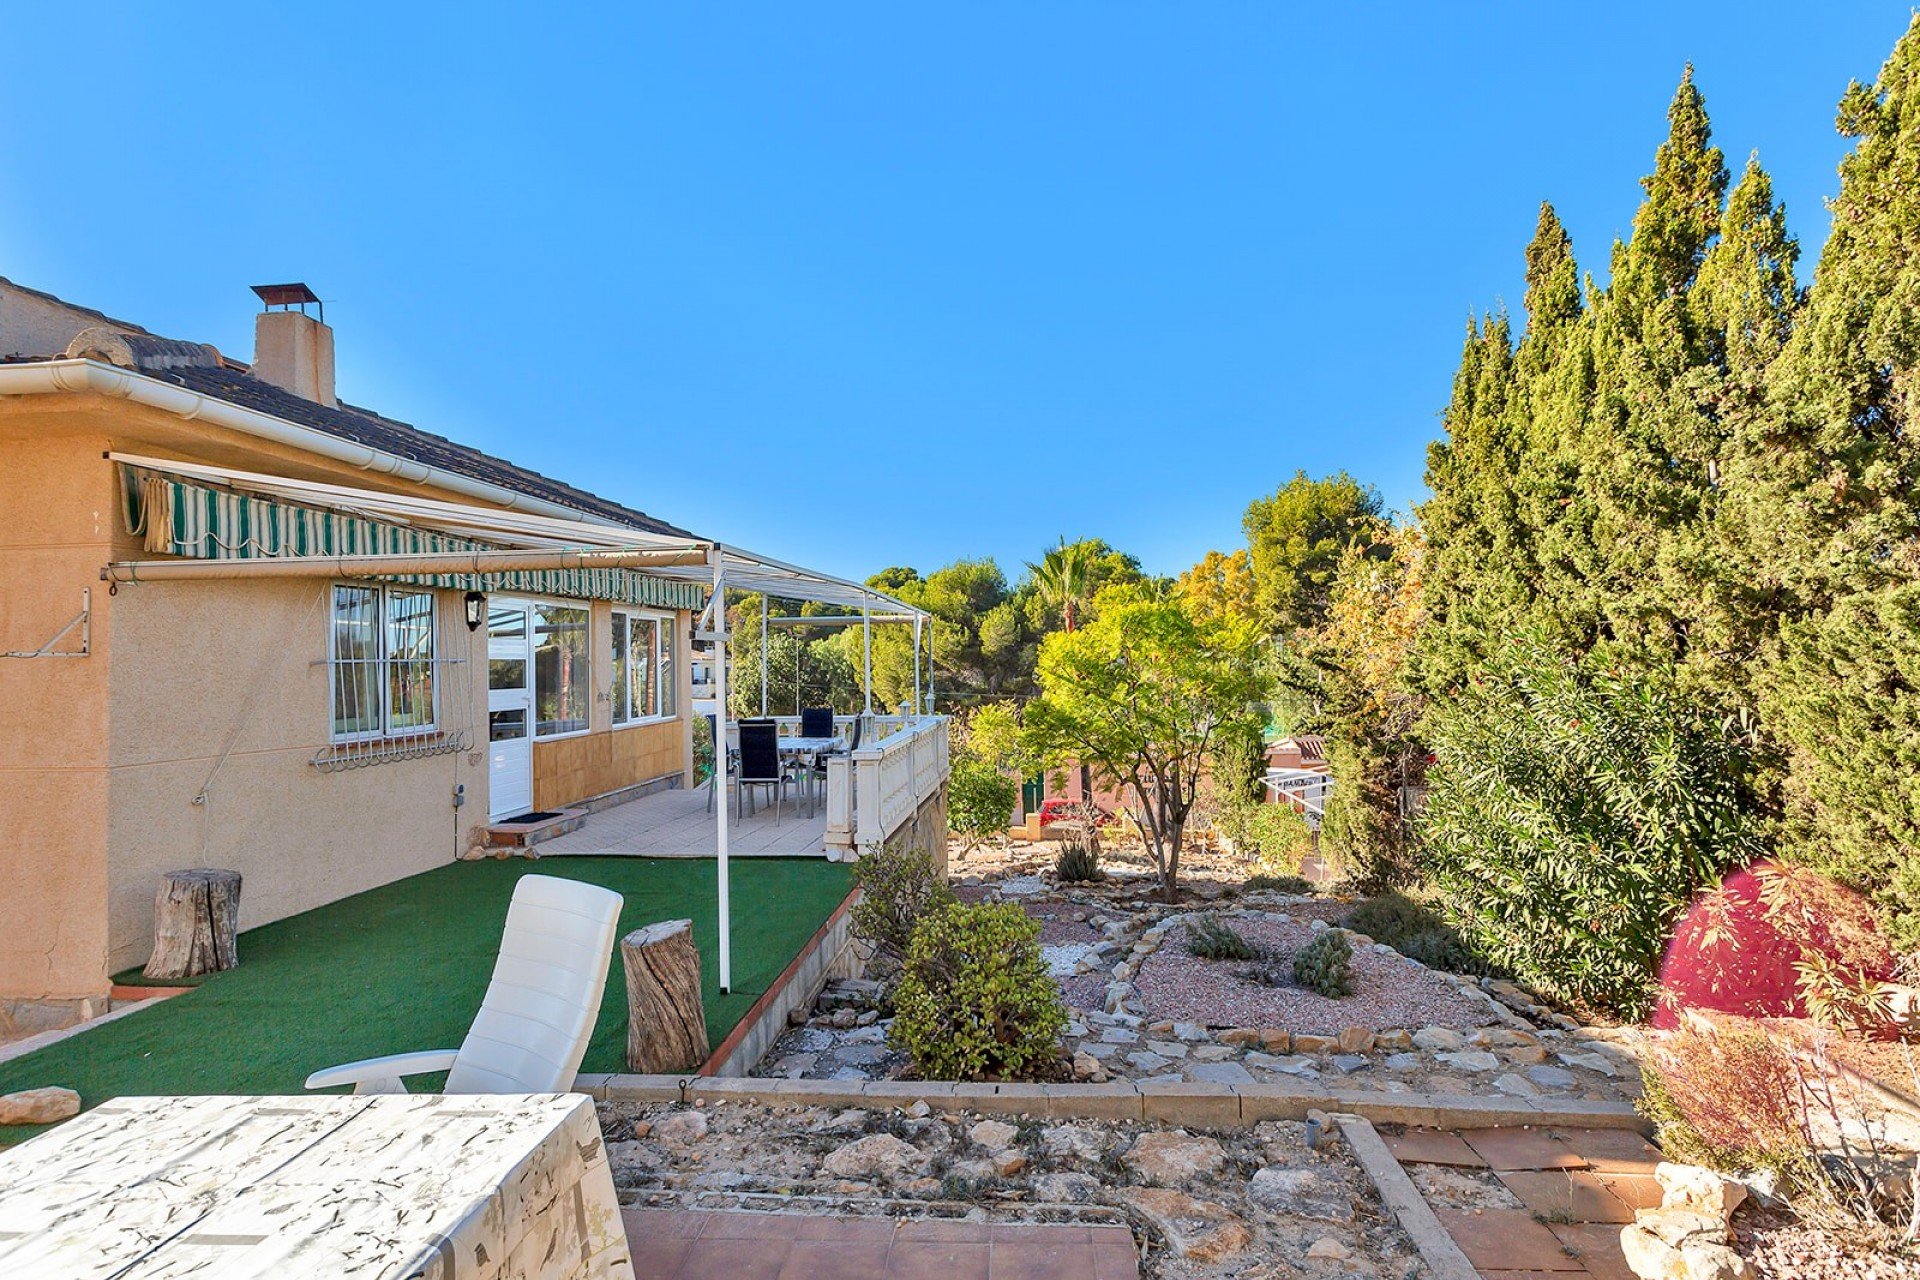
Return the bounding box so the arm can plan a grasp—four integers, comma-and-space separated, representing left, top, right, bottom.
305, 874, 624, 1095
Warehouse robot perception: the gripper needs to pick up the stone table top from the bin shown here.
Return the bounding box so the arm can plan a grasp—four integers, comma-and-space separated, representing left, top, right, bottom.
0, 1093, 633, 1279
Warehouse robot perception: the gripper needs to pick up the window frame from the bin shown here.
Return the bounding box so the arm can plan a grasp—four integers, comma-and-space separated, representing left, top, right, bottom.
529, 598, 593, 741
611, 608, 678, 728
328, 583, 440, 742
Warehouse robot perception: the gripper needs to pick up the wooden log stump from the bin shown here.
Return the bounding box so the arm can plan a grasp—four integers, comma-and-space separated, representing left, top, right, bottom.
621, 919, 708, 1073
143, 868, 242, 980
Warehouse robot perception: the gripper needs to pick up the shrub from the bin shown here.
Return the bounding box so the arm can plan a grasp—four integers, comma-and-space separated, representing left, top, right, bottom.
1185, 914, 1259, 961
890, 902, 1067, 1080
1344, 892, 1490, 976
1246, 872, 1314, 895
1291, 930, 1354, 997
850, 841, 955, 966
949, 755, 1018, 853
1218, 796, 1315, 874
1054, 840, 1104, 882
1417, 637, 1762, 1019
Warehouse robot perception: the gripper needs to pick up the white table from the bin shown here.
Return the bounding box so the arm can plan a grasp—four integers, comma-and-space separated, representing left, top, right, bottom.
0, 1093, 634, 1279
778, 735, 845, 818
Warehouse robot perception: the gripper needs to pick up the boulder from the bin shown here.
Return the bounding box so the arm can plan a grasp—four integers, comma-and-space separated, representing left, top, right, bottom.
1374, 1028, 1413, 1051
0, 1087, 80, 1126
654, 1110, 709, 1144
1119, 1188, 1252, 1262
821, 1133, 928, 1182
1306, 1236, 1351, 1261
1413, 1026, 1466, 1051
1336, 1026, 1375, 1053
1619, 1208, 1745, 1280
1259, 1028, 1293, 1053
970, 1119, 1020, 1150
1122, 1130, 1227, 1184
1292, 1033, 1335, 1054
1436, 1050, 1501, 1072
1040, 1124, 1108, 1164
1035, 1171, 1104, 1203
1655, 1162, 1748, 1221
1218, 1027, 1261, 1046
1247, 1167, 1354, 1222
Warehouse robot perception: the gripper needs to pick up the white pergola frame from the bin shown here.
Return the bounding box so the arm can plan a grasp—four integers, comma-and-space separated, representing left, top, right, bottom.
101, 454, 932, 993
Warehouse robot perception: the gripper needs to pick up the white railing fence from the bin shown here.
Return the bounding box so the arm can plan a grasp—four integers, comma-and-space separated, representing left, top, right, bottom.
1264, 767, 1333, 830
823, 714, 950, 861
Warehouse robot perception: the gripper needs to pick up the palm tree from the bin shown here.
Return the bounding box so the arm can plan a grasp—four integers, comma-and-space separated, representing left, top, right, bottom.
1026, 537, 1099, 633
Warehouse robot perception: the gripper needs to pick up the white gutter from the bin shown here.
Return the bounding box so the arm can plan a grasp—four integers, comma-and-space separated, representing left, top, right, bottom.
0, 359, 669, 534
102, 546, 711, 584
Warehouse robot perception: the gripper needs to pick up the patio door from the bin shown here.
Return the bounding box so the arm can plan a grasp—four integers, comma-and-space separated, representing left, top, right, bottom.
487, 600, 535, 819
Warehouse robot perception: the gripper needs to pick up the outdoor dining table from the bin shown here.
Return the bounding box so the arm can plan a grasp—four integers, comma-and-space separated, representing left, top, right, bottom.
0, 1092, 633, 1279
777, 734, 845, 819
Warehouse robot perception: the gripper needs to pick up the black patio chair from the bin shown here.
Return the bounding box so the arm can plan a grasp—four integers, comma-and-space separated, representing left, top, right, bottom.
736, 719, 790, 822
799, 706, 835, 740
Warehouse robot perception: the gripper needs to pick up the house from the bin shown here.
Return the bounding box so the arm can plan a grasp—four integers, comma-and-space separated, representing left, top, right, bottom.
0, 278, 934, 1038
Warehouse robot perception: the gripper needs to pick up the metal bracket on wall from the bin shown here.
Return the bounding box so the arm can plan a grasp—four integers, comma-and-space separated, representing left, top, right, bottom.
2, 589, 90, 658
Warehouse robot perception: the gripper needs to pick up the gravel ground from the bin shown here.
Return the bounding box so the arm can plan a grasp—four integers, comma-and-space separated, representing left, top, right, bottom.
1131, 916, 1498, 1036
1733, 1207, 1920, 1279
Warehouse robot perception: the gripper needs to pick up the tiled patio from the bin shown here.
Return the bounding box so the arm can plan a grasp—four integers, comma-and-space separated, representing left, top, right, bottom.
540, 784, 830, 858
1385, 1125, 1664, 1279
624, 1209, 1138, 1280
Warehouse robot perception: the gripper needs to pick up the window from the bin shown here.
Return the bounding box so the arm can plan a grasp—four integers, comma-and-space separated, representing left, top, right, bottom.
330, 585, 437, 739
612, 610, 676, 724
533, 602, 590, 736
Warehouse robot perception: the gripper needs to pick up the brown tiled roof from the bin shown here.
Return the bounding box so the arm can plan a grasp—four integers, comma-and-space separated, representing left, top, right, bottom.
151, 364, 696, 537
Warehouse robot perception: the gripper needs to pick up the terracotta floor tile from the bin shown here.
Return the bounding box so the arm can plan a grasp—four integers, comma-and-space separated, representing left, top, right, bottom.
896, 1219, 990, 1243
1387, 1127, 1490, 1167
701, 1211, 805, 1239
1435, 1208, 1587, 1271
626, 1208, 713, 1239
888, 1240, 992, 1280
1549, 1222, 1639, 1280
1554, 1128, 1664, 1175
628, 1233, 695, 1280
1494, 1170, 1637, 1224
794, 1216, 897, 1242
780, 1240, 891, 1280
1594, 1173, 1663, 1212
1459, 1127, 1590, 1171
1088, 1228, 1139, 1280
675, 1236, 791, 1280
990, 1238, 1098, 1280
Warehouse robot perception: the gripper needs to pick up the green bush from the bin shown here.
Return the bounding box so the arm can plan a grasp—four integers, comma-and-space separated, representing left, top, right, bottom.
1343, 892, 1490, 976
1053, 841, 1104, 882
850, 841, 956, 966
1291, 930, 1354, 997
1245, 872, 1314, 895
948, 755, 1019, 851
1417, 637, 1761, 1019
1185, 914, 1259, 961
890, 902, 1067, 1080
1218, 796, 1315, 873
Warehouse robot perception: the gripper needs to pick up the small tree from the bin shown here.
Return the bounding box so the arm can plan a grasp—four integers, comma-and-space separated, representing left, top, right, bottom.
1024, 586, 1264, 902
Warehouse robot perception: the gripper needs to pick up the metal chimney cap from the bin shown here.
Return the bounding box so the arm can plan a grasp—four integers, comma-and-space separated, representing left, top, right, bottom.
250, 283, 322, 316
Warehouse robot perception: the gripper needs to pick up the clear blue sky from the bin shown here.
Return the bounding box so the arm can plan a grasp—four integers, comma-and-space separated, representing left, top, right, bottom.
2, 5, 1909, 583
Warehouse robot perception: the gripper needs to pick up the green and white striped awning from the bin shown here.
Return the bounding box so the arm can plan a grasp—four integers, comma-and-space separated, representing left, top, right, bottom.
120, 465, 706, 610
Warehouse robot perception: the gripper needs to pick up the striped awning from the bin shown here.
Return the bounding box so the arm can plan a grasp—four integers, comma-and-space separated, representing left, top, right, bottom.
120, 465, 706, 610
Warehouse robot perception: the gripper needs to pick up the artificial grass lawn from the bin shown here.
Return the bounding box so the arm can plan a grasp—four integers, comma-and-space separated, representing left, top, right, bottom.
0, 857, 851, 1145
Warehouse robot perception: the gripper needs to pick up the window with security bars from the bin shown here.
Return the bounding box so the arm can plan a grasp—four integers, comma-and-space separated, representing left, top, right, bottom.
330, 584, 438, 739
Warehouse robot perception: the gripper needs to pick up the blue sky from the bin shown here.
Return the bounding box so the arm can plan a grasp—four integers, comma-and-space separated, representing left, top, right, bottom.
1, 5, 1910, 583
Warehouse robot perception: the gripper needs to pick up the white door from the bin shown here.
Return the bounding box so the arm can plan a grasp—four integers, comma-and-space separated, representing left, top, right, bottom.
487, 600, 534, 819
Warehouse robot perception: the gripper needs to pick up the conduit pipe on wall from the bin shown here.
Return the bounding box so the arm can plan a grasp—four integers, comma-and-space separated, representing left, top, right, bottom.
101, 545, 712, 584
0, 359, 660, 532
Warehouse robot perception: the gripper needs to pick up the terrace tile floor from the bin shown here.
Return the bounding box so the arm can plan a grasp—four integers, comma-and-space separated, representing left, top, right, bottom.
624, 1210, 1138, 1280
540, 784, 830, 857
1392, 1126, 1665, 1279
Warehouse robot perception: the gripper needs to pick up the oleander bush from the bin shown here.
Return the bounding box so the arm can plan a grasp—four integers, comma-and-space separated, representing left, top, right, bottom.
890, 902, 1067, 1080
850, 840, 955, 967
1344, 891, 1491, 976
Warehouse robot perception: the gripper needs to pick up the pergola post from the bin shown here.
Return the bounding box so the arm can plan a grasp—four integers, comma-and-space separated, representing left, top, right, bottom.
759, 593, 768, 716
862, 606, 873, 715
710, 549, 731, 993
913, 615, 923, 715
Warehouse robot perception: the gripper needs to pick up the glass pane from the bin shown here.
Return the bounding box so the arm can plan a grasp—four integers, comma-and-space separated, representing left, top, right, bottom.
387, 590, 436, 732
611, 611, 631, 723
533, 603, 589, 736
631, 617, 656, 719
331, 585, 381, 737
488, 603, 527, 691
489, 708, 527, 741
659, 621, 677, 718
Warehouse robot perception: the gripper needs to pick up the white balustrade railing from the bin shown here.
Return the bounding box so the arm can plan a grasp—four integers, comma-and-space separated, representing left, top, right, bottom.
822, 714, 949, 861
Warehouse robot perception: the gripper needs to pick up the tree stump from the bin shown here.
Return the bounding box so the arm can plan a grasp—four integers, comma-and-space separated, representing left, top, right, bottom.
143, 869, 242, 980
621, 919, 708, 1073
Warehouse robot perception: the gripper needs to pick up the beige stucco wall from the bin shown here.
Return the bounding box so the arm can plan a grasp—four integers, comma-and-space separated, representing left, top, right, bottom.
103, 579, 486, 975
0, 427, 115, 1007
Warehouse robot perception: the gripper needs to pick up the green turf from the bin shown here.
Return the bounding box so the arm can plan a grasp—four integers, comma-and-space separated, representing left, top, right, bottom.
0, 857, 851, 1145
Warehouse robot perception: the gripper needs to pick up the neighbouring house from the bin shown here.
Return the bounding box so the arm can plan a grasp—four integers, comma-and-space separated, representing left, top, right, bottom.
1265, 734, 1327, 774
0, 278, 823, 1037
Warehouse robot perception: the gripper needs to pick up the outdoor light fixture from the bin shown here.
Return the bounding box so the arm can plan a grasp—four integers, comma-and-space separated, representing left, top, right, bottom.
464, 591, 486, 632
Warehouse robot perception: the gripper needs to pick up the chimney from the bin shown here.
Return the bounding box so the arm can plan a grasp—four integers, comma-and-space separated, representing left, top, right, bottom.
249, 283, 336, 408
